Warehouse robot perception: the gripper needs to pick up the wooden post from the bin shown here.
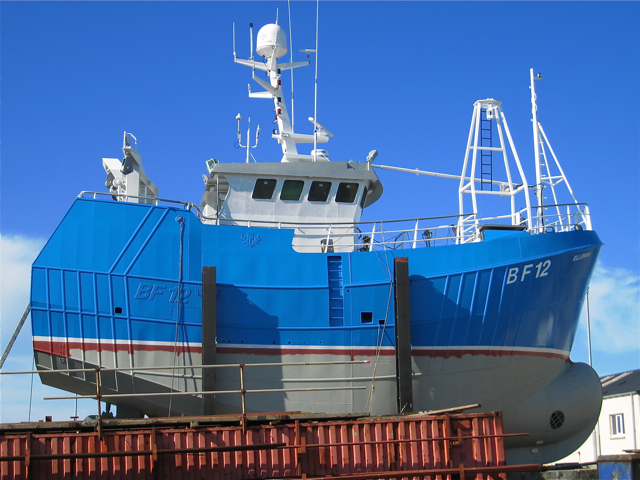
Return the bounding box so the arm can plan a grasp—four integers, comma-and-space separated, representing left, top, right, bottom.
202, 266, 217, 415
394, 257, 413, 414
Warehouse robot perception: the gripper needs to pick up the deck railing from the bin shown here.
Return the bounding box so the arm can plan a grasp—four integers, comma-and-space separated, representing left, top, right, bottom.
78, 191, 591, 251
1, 360, 369, 430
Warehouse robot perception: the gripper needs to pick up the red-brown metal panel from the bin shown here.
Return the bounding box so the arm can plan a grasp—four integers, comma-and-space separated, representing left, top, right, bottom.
1, 411, 539, 480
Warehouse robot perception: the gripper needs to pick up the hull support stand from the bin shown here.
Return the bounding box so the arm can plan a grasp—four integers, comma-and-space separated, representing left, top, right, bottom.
394, 257, 413, 414
202, 267, 217, 415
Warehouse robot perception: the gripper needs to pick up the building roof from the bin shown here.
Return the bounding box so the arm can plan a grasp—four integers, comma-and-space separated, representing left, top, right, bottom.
601, 369, 640, 397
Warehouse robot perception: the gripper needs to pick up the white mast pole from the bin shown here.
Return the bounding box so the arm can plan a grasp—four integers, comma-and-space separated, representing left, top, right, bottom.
530, 69, 543, 228
313, 0, 319, 161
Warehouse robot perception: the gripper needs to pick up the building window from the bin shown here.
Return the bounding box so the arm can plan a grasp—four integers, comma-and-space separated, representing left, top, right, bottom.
611, 413, 625, 437
280, 180, 305, 201
252, 179, 277, 199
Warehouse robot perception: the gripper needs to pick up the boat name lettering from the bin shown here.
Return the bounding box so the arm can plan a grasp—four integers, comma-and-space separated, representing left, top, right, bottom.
134, 283, 201, 304
506, 260, 551, 284
573, 252, 591, 261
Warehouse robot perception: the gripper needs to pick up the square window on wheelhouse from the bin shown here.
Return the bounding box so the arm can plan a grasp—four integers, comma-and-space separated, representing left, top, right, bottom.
281, 180, 305, 201
336, 182, 359, 203
252, 179, 277, 199
611, 413, 625, 437
308, 181, 332, 202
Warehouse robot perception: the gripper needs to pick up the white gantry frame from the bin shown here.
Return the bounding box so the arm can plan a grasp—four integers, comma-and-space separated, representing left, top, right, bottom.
458, 99, 532, 243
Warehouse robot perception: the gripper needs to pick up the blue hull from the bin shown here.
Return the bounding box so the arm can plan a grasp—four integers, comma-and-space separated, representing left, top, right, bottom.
30, 198, 603, 464
32, 198, 601, 357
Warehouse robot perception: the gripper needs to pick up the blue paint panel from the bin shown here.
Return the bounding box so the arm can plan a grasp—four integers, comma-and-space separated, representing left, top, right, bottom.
503, 311, 523, 347
129, 227, 180, 279
472, 270, 491, 316
411, 322, 438, 346
479, 267, 505, 346
187, 217, 203, 282
459, 273, 475, 311
80, 272, 95, 313
130, 318, 155, 342
110, 207, 166, 274
129, 279, 171, 319
450, 273, 475, 345
490, 268, 521, 347
31, 268, 47, 309
34, 199, 151, 272
351, 325, 394, 349
174, 321, 202, 345
465, 315, 484, 347
465, 270, 491, 345
82, 314, 97, 339
31, 310, 50, 337
114, 317, 130, 341
96, 274, 111, 314
64, 271, 79, 312
48, 269, 63, 310
349, 283, 394, 332
98, 316, 113, 341
111, 275, 127, 316
349, 250, 398, 286
435, 275, 461, 346
51, 311, 65, 338
130, 316, 177, 342
66, 313, 81, 339
428, 277, 447, 319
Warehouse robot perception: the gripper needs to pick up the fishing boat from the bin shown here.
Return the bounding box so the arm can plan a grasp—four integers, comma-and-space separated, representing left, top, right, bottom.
29, 21, 602, 464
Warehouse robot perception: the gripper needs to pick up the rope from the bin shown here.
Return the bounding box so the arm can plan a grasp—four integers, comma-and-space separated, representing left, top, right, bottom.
168, 217, 185, 416
365, 226, 395, 413
28, 356, 35, 422
365, 283, 393, 413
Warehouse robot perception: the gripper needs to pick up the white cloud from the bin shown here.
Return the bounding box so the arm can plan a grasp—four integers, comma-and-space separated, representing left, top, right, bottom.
1, 235, 46, 351
579, 262, 640, 355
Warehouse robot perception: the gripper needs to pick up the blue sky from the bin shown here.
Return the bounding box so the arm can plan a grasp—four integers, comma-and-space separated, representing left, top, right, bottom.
1, 1, 639, 422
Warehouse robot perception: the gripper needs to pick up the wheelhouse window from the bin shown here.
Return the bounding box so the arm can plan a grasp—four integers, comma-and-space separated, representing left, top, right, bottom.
252, 179, 277, 199
336, 182, 359, 203
280, 180, 305, 201
308, 181, 332, 202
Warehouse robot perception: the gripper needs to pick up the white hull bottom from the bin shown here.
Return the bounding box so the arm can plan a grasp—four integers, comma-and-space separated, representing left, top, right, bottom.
35, 346, 602, 465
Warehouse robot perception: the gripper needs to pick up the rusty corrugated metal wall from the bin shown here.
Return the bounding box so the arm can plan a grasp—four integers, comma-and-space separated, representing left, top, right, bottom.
1, 411, 541, 480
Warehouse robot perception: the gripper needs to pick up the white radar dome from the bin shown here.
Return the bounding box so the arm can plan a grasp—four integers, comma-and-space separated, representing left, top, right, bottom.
256, 24, 288, 60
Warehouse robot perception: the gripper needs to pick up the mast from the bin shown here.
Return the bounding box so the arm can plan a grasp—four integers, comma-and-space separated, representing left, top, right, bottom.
233, 23, 331, 162
530, 69, 543, 228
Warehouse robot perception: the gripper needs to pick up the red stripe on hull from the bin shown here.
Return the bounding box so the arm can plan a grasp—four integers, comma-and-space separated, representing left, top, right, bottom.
33, 340, 202, 357
33, 340, 568, 361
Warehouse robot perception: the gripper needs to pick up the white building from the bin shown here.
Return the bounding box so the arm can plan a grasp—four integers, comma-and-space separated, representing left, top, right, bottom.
557, 369, 640, 465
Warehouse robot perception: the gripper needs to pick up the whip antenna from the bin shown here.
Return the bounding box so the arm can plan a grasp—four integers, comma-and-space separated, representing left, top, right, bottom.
288, 0, 295, 130
313, 0, 319, 160
249, 23, 254, 60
